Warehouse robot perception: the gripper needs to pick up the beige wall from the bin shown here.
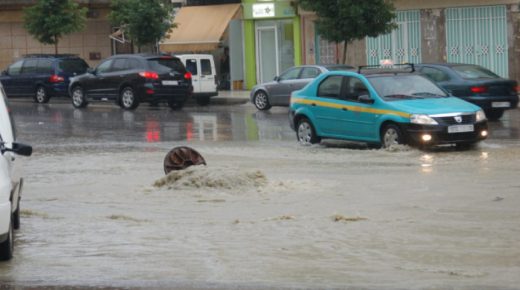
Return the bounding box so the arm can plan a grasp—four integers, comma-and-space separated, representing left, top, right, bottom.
0, 9, 112, 70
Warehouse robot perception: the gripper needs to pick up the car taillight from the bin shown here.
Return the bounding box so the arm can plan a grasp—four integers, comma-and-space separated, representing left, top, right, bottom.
184, 72, 192, 80
515, 85, 520, 93
139, 71, 159, 80
48, 75, 64, 83
470, 86, 487, 94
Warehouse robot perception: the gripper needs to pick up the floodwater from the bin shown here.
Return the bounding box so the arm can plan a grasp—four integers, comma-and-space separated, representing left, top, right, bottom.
1, 99, 519, 290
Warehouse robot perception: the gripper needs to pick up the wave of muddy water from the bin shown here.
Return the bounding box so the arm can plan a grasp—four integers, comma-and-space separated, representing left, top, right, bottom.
1, 140, 520, 290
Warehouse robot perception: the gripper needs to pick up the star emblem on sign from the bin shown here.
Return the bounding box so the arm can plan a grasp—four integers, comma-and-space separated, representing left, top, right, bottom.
265, 7, 271, 14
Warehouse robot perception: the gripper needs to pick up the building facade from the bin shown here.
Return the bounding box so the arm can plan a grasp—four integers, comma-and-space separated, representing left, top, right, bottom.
301, 0, 520, 82
0, 0, 114, 69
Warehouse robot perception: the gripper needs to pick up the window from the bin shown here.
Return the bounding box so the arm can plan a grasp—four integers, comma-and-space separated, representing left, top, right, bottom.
345, 77, 369, 101
279, 67, 301, 81
37, 59, 54, 74
185, 59, 198, 75
452, 65, 499, 79
96, 60, 112, 74
127, 59, 142, 70
147, 58, 186, 73
420, 67, 450, 82
7, 60, 24, 76
58, 58, 88, 74
318, 75, 343, 99
300, 67, 321, 79
112, 59, 128, 72
21, 59, 38, 74
201, 59, 212, 76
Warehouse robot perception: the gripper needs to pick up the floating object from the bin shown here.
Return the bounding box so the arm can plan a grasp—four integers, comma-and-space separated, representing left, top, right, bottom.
163, 146, 206, 174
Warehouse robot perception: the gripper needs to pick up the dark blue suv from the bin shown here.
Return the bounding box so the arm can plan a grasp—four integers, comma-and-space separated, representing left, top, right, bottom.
0, 54, 89, 103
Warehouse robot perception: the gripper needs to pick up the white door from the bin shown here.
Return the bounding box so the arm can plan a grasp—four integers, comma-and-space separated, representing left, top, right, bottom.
199, 58, 217, 93
256, 26, 279, 84
184, 58, 201, 93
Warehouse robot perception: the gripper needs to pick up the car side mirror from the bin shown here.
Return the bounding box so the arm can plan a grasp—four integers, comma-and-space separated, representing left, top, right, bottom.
87, 68, 95, 74
1, 70, 7, 76
273, 76, 280, 82
1, 142, 32, 156
358, 94, 374, 104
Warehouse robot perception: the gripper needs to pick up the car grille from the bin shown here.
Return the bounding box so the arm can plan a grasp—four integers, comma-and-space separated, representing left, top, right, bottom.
433, 114, 476, 125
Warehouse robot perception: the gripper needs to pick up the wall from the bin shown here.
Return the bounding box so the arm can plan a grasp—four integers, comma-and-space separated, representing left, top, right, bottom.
0, 8, 112, 69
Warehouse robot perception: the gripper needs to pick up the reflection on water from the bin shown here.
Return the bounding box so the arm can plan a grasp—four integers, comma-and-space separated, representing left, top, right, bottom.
9, 102, 296, 146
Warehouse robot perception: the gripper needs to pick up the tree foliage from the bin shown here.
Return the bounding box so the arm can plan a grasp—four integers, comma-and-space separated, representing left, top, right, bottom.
298, 0, 397, 63
23, 0, 87, 55
109, 0, 175, 51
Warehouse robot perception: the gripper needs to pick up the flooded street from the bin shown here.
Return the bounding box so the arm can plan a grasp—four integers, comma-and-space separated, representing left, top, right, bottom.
1, 98, 519, 289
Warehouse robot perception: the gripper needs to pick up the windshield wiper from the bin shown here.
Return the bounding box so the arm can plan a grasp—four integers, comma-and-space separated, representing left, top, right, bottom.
412, 92, 446, 98
384, 94, 416, 100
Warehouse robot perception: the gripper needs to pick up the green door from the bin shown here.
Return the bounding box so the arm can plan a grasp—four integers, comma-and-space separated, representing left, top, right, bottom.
446, 5, 508, 77
366, 10, 421, 65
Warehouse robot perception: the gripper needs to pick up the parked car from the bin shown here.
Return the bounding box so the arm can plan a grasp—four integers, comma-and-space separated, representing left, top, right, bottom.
69, 54, 193, 110
289, 64, 488, 149
0, 82, 32, 261
415, 63, 519, 120
176, 54, 218, 106
250, 64, 354, 111
0, 54, 89, 103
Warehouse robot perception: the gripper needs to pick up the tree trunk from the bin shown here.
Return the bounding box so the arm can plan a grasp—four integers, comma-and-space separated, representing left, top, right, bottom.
342, 41, 348, 64
55, 41, 58, 55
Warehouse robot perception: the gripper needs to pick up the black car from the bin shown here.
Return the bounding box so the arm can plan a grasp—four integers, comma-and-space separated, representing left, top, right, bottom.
415, 63, 519, 120
69, 54, 193, 110
0, 54, 89, 103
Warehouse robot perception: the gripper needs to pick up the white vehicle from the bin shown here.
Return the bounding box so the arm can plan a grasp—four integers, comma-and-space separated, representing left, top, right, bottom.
0, 82, 32, 261
176, 54, 218, 106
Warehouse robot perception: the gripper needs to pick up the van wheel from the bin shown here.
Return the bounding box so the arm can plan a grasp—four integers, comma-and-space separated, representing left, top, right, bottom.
0, 220, 13, 261
119, 86, 139, 110
196, 96, 210, 106
71, 86, 88, 108
168, 100, 184, 110
253, 90, 271, 110
381, 124, 404, 148
296, 117, 320, 145
34, 85, 50, 103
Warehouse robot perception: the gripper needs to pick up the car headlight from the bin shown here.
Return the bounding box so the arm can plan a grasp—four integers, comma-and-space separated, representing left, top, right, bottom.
476, 110, 487, 122
410, 114, 438, 125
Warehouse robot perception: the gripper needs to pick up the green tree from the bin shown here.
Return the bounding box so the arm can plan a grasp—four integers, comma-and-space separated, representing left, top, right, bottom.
24, 0, 87, 55
109, 0, 175, 52
298, 0, 397, 64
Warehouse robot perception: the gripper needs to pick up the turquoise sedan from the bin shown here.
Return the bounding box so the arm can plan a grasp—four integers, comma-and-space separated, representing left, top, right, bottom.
288, 66, 489, 148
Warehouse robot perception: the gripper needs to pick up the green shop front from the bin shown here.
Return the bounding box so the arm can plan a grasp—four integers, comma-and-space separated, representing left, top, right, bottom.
242, 0, 302, 89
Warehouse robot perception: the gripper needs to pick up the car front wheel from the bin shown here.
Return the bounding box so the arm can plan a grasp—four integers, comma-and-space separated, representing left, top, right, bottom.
253, 90, 271, 111
34, 85, 50, 103
296, 118, 320, 145
119, 86, 139, 110
71, 86, 88, 108
381, 124, 404, 148
485, 109, 504, 121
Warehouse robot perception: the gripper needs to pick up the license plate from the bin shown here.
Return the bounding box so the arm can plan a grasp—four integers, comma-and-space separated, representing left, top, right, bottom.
492, 101, 510, 108
448, 124, 474, 134
162, 80, 178, 86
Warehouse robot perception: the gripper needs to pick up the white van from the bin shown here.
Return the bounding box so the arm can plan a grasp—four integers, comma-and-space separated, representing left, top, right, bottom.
176, 54, 218, 106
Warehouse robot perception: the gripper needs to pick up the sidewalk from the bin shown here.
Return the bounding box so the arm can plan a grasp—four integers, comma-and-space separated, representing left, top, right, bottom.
211, 89, 250, 105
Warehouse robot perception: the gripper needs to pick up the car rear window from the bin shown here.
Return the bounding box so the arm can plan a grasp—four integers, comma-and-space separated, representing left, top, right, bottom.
452, 65, 499, 79
58, 58, 89, 74
147, 58, 186, 73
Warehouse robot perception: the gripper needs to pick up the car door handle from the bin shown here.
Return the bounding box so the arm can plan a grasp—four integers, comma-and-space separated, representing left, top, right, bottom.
342, 107, 348, 111
311, 103, 317, 106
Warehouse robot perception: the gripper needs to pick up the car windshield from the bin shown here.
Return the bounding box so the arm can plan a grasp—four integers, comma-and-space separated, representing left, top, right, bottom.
452, 65, 499, 79
368, 74, 448, 101
58, 59, 89, 74
147, 58, 186, 73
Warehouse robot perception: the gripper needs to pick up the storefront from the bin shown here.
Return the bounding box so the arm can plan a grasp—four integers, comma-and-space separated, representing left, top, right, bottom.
242, 0, 302, 89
